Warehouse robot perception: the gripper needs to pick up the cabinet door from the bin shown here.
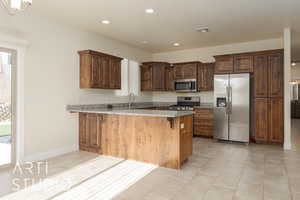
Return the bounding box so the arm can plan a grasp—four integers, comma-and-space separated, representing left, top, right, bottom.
207, 63, 214, 91
100, 57, 110, 88
198, 63, 214, 91
182, 63, 197, 79
269, 54, 283, 98
109, 59, 121, 89
79, 113, 90, 148
79, 113, 102, 152
165, 66, 174, 91
197, 65, 205, 90
141, 65, 153, 91
269, 98, 283, 143
194, 108, 214, 137
174, 65, 184, 80
214, 55, 234, 74
152, 65, 166, 91
254, 98, 269, 142
254, 55, 269, 97
91, 55, 102, 88
234, 55, 253, 73
87, 114, 102, 149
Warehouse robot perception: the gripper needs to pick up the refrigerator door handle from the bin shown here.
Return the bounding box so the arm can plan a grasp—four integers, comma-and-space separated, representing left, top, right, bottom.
228, 86, 233, 115
226, 86, 232, 115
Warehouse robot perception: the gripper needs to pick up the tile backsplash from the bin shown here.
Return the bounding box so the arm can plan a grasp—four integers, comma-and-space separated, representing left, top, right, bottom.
151, 91, 214, 103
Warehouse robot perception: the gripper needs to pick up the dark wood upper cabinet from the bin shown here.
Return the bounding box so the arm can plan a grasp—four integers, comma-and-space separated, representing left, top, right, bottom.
141, 65, 153, 91
152, 65, 166, 91
234, 55, 253, 73
214, 55, 234, 74
165, 66, 175, 91
254, 98, 269, 142
269, 53, 283, 98
269, 98, 283, 143
78, 50, 123, 89
254, 55, 269, 98
198, 63, 214, 91
254, 52, 283, 98
109, 59, 121, 89
141, 62, 170, 91
173, 62, 199, 80
174, 64, 185, 80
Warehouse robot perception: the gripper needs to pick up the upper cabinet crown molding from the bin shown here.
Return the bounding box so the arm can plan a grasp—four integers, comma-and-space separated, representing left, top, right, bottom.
78, 50, 123, 60
78, 50, 123, 89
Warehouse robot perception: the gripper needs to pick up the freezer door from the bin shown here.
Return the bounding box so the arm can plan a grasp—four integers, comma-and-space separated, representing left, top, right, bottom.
229, 73, 250, 142
214, 74, 230, 140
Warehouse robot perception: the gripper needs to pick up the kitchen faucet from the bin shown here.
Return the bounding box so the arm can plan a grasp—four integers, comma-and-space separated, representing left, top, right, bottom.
128, 93, 135, 109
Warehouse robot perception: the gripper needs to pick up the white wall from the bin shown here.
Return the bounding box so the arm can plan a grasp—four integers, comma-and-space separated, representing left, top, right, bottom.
151, 38, 283, 103
0, 12, 152, 160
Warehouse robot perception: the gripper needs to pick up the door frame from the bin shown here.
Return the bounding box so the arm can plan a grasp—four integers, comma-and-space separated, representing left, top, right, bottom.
0, 33, 29, 166
0, 48, 17, 168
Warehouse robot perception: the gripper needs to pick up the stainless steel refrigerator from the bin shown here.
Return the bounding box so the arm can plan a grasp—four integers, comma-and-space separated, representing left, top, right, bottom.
214, 73, 250, 143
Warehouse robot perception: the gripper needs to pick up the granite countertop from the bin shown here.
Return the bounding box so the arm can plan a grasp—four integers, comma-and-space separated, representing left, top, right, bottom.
67, 107, 194, 118
66, 102, 193, 118
66, 102, 215, 117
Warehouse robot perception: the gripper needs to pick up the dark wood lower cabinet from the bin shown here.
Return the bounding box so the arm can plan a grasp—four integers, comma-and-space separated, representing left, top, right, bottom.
269, 98, 284, 143
79, 113, 102, 153
254, 98, 283, 144
254, 98, 269, 142
194, 108, 214, 137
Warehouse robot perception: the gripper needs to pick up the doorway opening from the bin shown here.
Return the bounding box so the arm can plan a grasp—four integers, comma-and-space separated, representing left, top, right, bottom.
0, 49, 15, 167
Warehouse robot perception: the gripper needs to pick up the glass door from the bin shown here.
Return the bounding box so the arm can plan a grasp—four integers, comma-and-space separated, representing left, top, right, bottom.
0, 50, 13, 166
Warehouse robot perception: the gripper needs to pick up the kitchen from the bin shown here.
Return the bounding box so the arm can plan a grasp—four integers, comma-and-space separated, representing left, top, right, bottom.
0, 0, 299, 199
67, 48, 284, 169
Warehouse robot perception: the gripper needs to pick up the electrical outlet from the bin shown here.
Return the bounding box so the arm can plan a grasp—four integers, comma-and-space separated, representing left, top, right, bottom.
180, 123, 185, 129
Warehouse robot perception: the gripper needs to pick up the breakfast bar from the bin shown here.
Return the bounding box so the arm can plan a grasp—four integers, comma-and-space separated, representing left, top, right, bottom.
68, 105, 194, 169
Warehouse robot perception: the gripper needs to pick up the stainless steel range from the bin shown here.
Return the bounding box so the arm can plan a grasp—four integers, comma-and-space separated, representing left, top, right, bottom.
169, 96, 201, 111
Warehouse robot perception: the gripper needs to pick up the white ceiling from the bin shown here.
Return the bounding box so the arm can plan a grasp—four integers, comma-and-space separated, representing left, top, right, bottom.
30, 0, 300, 53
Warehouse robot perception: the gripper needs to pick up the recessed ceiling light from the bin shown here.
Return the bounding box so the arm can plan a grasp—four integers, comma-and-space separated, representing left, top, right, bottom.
145, 8, 154, 14
196, 27, 209, 33
173, 43, 180, 47
292, 62, 297, 66
101, 20, 110, 24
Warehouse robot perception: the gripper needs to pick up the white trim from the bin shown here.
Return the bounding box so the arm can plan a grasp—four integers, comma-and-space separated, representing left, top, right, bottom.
283, 28, 292, 150
24, 144, 79, 162
0, 32, 29, 163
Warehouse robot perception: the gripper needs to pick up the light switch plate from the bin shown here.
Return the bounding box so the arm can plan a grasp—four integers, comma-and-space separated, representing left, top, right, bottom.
180, 123, 185, 129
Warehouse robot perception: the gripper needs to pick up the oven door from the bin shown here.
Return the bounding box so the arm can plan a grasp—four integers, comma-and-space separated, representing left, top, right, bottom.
175, 79, 197, 92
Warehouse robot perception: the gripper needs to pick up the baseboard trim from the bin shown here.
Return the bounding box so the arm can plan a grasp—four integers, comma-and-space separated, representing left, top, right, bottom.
23, 144, 79, 162
284, 142, 292, 150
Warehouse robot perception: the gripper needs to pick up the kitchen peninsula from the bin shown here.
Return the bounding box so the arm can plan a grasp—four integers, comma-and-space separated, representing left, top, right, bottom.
67, 104, 194, 169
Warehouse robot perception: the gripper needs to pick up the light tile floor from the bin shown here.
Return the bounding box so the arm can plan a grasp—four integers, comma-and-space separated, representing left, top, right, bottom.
113, 119, 300, 200
0, 119, 299, 200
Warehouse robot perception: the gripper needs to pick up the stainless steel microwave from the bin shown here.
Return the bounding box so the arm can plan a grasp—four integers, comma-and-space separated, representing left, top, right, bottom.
174, 79, 197, 92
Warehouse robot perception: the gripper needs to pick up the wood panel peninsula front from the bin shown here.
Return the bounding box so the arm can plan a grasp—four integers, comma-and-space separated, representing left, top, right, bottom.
68, 107, 194, 169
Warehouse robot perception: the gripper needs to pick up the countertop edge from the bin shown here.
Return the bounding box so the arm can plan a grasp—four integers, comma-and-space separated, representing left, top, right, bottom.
68, 109, 194, 118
